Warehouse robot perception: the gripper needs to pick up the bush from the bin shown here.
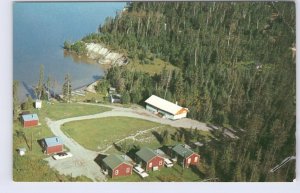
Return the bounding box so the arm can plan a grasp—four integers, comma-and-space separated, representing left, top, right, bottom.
21, 96, 33, 110
122, 91, 130, 104
70, 41, 86, 55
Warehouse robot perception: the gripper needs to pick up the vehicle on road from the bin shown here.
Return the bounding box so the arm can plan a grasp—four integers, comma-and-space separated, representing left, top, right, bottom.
164, 158, 173, 167
133, 166, 149, 178
52, 152, 73, 160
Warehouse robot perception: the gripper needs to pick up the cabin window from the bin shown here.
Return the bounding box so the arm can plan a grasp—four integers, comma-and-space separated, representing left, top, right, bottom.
194, 156, 198, 162
149, 162, 152, 168
159, 160, 163, 166
126, 167, 130, 173
115, 170, 119, 175
187, 158, 191, 164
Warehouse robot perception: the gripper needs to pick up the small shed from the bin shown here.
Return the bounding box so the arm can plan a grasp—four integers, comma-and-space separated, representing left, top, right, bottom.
172, 144, 200, 168
102, 154, 134, 178
110, 94, 122, 103
136, 147, 165, 171
42, 136, 63, 155
35, 100, 42, 109
21, 114, 39, 128
109, 87, 116, 94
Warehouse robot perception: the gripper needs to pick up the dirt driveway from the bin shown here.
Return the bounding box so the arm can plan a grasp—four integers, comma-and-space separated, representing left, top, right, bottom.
44, 102, 212, 181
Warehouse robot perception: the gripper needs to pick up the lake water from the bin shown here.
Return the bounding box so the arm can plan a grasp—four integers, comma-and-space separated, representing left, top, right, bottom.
13, 2, 125, 101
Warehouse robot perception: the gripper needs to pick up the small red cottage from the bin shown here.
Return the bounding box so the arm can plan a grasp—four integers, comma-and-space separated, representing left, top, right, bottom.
102, 154, 133, 178
21, 114, 39, 128
136, 147, 165, 171
42, 136, 63, 154
172, 144, 200, 168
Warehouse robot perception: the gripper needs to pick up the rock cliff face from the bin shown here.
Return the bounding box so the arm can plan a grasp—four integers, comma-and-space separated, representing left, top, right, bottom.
85, 43, 128, 66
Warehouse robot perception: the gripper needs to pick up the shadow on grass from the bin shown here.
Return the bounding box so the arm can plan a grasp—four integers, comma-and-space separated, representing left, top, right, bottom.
37, 139, 45, 153
160, 145, 173, 157
127, 145, 140, 162
113, 143, 122, 152
151, 131, 163, 144
190, 165, 205, 179
15, 130, 31, 150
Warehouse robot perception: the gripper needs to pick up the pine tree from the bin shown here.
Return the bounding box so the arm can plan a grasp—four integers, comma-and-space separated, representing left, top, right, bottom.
35, 64, 45, 100
62, 73, 72, 103
161, 129, 169, 145
121, 91, 130, 104
46, 76, 51, 101
22, 96, 33, 110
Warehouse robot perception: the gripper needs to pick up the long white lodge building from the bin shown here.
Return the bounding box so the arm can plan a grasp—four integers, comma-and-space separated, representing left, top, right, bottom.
145, 95, 188, 120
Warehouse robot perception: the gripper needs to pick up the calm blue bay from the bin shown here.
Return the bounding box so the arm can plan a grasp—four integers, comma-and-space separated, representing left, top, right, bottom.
13, 2, 125, 101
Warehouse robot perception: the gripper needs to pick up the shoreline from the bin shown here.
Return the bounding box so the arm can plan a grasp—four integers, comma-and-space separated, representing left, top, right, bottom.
17, 78, 103, 103
64, 49, 112, 72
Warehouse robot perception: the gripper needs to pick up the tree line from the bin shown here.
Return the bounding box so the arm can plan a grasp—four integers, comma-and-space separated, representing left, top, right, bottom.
89, 2, 295, 181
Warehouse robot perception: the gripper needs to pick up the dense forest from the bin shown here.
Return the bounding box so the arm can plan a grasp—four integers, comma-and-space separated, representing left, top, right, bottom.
78, 2, 295, 181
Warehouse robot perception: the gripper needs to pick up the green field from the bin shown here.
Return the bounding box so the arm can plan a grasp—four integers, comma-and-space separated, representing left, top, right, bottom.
104, 126, 179, 154
127, 58, 179, 75
38, 102, 111, 120
61, 117, 161, 151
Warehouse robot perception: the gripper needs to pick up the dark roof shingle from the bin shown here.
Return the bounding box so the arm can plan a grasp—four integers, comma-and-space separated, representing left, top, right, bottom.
172, 144, 195, 158
103, 154, 133, 169
136, 147, 160, 162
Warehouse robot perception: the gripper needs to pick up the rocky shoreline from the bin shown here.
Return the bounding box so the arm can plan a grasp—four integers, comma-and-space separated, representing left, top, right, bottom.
65, 42, 128, 68
85, 43, 128, 67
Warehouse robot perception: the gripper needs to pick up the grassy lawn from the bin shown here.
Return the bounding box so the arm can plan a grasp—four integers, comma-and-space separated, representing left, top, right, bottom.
38, 101, 111, 120
108, 164, 204, 182
126, 58, 179, 75
72, 92, 108, 103
105, 126, 214, 155
61, 117, 161, 151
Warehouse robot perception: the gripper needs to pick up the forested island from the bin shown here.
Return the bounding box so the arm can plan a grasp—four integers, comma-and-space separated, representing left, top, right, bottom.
64, 2, 295, 181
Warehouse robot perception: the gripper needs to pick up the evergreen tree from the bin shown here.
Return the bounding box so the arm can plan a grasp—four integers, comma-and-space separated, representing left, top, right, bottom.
73, 2, 295, 181
46, 76, 51, 101
121, 91, 130, 104
62, 73, 72, 102
161, 129, 169, 145
22, 96, 33, 110
35, 64, 45, 100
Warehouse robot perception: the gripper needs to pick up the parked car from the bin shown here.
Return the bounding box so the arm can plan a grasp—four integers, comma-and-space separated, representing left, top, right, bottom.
133, 166, 149, 178
164, 158, 173, 167
52, 152, 73, 160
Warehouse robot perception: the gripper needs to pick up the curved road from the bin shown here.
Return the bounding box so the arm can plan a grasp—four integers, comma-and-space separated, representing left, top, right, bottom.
44, 103, 211, 181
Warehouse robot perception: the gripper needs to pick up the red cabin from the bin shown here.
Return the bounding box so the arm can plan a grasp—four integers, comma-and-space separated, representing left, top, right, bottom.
21, 114, 39, 128
42, 136, 63, 155
102, 154, 133, 178
136, 147, 165, 171
172, 144, 200, 168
